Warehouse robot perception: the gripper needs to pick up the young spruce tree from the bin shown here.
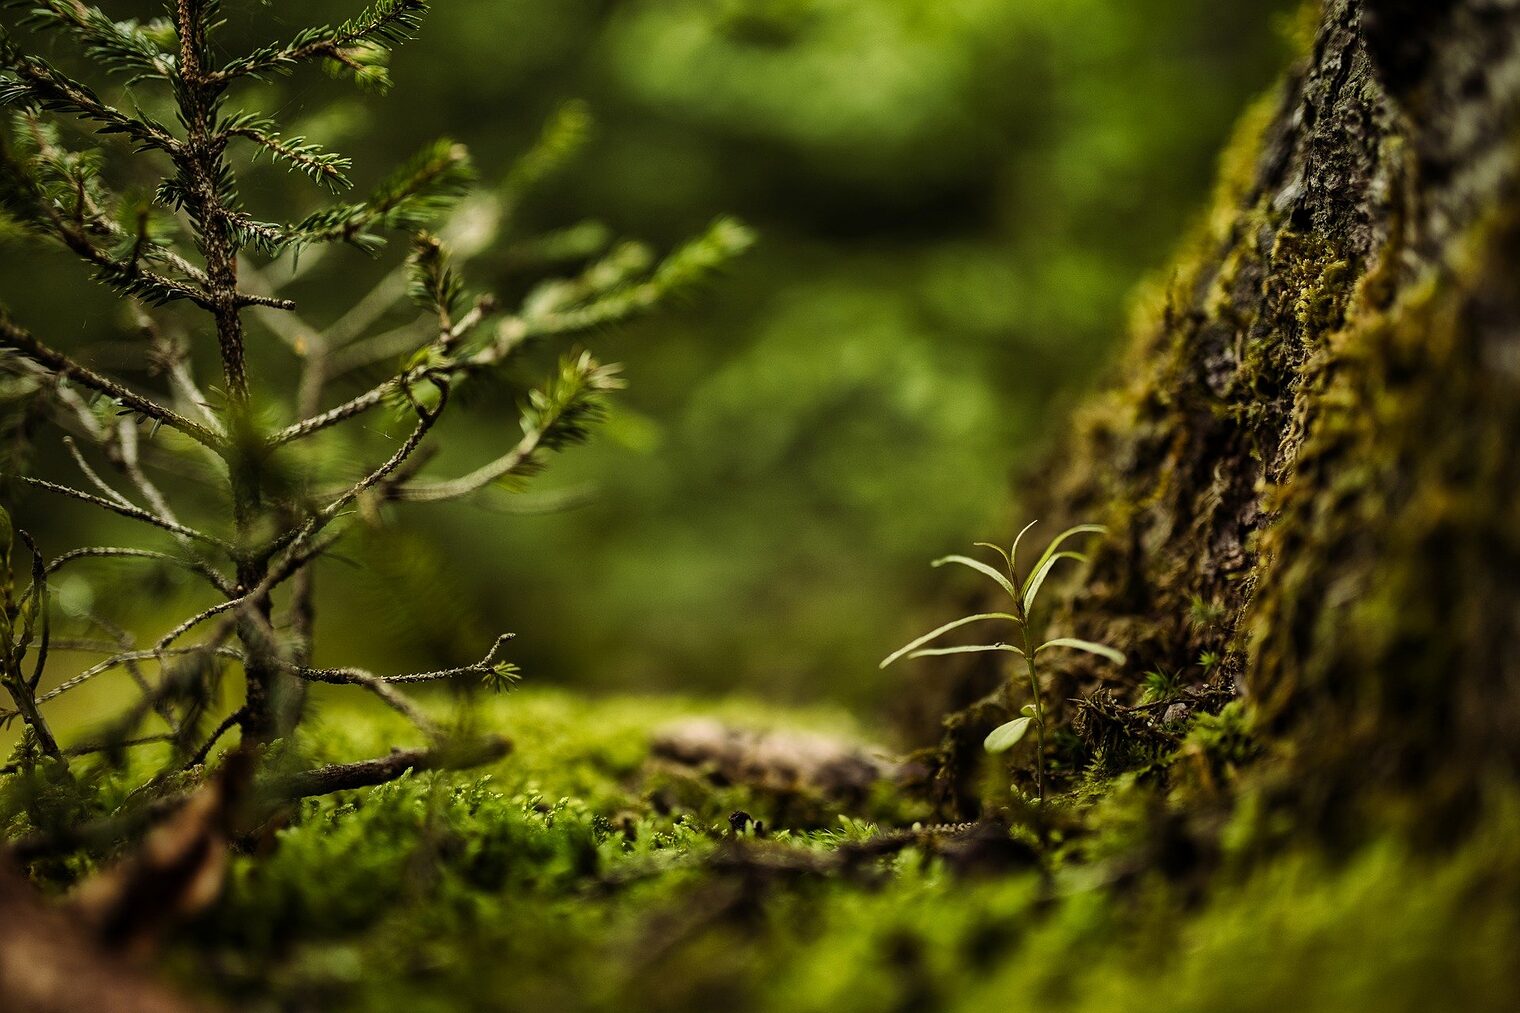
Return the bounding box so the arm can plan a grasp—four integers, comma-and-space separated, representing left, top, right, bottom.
0, 2, 748, 809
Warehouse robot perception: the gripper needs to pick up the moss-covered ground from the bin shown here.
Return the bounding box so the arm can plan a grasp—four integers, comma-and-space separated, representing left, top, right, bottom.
20, 688, 1500, 1011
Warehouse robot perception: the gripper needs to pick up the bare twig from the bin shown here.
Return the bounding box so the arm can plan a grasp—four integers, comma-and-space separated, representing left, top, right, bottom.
184, 707, 246, 769
36, 645, 243, 704
45, 546, 233, 596
290, 664, 437, 736
271, 301, 484, 447
297, 633, 516, 685
15, 476, 229, 550
265, 380, 449, 556
262, 736, 513, 799
64, 436, 136, 510
0, 313, 225, 451
77, 609, 181, 731
390, 421, 547, 503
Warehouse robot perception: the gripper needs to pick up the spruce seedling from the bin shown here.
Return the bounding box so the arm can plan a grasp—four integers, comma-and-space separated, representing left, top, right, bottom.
882, 521, 1124, 802
0, 2, 750, 805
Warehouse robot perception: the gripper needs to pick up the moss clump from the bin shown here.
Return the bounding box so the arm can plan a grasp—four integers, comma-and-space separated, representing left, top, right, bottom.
112, 690, 1518, 1012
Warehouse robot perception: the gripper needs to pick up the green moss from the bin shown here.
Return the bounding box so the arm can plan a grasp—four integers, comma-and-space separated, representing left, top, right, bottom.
130, 691, 1520, 1012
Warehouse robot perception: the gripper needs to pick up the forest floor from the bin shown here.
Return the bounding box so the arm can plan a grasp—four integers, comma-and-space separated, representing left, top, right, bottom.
11, 688, 1506, 1012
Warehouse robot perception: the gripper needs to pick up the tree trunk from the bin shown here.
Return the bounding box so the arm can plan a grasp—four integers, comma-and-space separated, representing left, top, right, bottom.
929, 0, 1520, 837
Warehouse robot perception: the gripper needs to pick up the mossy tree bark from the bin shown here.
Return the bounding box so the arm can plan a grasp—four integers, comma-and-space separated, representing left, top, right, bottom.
929, 0, 1520, 834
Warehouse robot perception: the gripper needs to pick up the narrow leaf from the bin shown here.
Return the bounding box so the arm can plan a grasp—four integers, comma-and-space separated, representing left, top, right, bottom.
879, 612, 1020, 669
1036, 638, 1126, 665
1022, 550, 1086, 610
973, 542, 1011, 572
933, 554, 1017, 601
906, 643, 1024, 661
1029, 524, 1106, 581
1009, 518, 1040, 567
984, 717, 1033, 753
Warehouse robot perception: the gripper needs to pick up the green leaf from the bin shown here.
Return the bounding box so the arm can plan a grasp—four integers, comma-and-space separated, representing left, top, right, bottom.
1036, 638, 1126, 665
1029, 524, 1106, 580
906, 643, 1024, 661
984, 717, 1033, 753
1009, 518, 1040, 568
1022, 550, 1086, 610
932, 554, 1017, 601
879, 612, 1020, 669
972, 541, 1011, 571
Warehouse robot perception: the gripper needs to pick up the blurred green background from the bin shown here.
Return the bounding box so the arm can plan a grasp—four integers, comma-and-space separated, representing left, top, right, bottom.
2, 0, 1295, 722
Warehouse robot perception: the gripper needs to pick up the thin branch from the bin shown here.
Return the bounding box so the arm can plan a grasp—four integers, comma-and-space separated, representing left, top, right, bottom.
17, 530, 50, 693
49, 381, 107, 441
138, 311, 225, 435
265, 381, 449, 556
236, 291, 297, 311
116, 418, 191, 540
45, 546, 233, 596
0, 313, 225, 450
268, 374, 402, 446
261, 736, 514, 800
152, 601, 242, 656
285, 634, 514, 733
184, 707, 245, 769
1, 531, 61, 759
150, 528, 342, 662
0, 735, 172, 776
270, 299, 484, 446
14, 476, 229, 550
344, 640, 516, 684
36, 645, 243, 704
163, 357, 222, 433
63, 436, 135, 510
390, 421, 545, 504
289, 663, 436, 736
77, 609, 178, 731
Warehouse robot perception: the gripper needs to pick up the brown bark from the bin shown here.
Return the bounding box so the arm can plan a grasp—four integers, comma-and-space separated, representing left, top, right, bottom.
928, 0, 1520, 834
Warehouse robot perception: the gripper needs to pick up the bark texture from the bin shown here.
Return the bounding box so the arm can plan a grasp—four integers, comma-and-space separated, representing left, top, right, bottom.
929, 0, 1520, 832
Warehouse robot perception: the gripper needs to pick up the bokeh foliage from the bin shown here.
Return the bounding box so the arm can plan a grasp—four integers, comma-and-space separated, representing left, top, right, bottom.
0, 0, 1294, 719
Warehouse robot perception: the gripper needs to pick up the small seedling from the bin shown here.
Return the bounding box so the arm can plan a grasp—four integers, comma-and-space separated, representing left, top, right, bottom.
882, 521, 1124, 802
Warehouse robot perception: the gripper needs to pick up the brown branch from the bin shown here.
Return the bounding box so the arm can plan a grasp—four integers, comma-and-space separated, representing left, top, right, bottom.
264, 381, 449, 556
36, 645, 243, 704
262, 736, 513, 799
289, 663, 437, 735
15, 476, 230, 550
184, 707, 245, 769
45, 546, 234, 596
270, 300, 486, 446
63, 436, 135, 510
0, 312, 225, 451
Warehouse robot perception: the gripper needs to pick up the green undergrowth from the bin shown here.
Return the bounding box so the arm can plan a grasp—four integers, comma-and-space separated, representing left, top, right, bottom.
118, 690, 1520, 1011
4, 689, 1518, 1010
